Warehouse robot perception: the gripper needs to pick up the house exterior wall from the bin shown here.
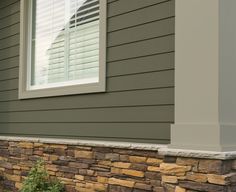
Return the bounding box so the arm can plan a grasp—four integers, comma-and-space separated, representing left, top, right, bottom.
0, 0, 175, 143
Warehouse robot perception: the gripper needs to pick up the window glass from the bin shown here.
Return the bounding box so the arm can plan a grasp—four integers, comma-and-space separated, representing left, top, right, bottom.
30, 0, 100, 90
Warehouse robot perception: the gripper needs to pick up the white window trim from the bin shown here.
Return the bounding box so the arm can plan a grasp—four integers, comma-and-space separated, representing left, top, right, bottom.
19, 0, 107, 99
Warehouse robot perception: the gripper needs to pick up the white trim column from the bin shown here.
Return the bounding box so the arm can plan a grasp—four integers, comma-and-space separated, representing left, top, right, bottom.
170, 0, 236, 152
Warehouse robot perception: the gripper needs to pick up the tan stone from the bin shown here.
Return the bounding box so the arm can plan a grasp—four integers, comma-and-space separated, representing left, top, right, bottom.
122, 169, 144, 177
34, 142, 44, 147
147, 158, 163, 165
175, 186, 186, 192
75, 175, 85, 181
148, 166, 160, 172
94, 183, 107, 191
108, 178, 135, 188
186, 172, 207, 183
50, 144, 67, 149
13, 165, 21, 170
13, 170, 21, 175
160, 163, 191, 176
162, 175, 178, 184
98, 160, 112, 166
75, 150, 93, 159
113, 162, 131, 169
129, 156, 147, 163
49, 155, 59, 161
97, 176, 108, 184
19, 142, 33, 149
48, 171, 56, 176
5, 174, 21, 182
207, 174, 230, 185
15, 182, 23, 190
46, 164, 58, 172
58, 177, 74, 185
111, 167, 122, 174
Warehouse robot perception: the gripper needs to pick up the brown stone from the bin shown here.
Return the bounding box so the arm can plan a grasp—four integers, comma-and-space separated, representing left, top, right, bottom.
134, 183, 152, 191
105, 153, 120, 161
179, 181, 227, 192
153, 187, 165, 192
108, 178, 135, 188
68, 162, 88, 169
145, 171, 161, 179
164, 156, 177, 163
186, 172, 207, 183
130, 163, 147, 171
162, 175, 178, 184
198, 160, 231, 174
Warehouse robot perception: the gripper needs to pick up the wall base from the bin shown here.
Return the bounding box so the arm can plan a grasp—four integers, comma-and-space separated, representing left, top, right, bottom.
0, 137, 235, 192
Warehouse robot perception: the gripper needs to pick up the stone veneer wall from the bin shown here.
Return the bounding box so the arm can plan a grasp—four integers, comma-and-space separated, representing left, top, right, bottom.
0, 139, 235, 192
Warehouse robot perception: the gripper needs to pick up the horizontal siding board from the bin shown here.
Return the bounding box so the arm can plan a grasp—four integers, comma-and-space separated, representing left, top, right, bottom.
108, 0, 118, 4
0, 12, 20, 30
108, 1, 174, 32
0, 23, 20, 40
108, 52, 174, 77
0, 34, 19, 49
108, 17, 174, 47
0, 0, 19, 9
0, 88, 174, 111
0, 67, 18, 81
0, 79, 18, 91
0, 123, 170, 141
0, 45, 19, 59
0, 105, 174, 123
0, 1, 19, 19
108, 0, 169, 18
0, 56, 19, 71
107, 70, 174, 92
0, 89, 18, 102
108, 35, 174, 62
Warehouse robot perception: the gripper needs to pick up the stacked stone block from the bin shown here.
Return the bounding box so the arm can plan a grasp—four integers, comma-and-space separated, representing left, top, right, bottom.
0, 141, 235, 191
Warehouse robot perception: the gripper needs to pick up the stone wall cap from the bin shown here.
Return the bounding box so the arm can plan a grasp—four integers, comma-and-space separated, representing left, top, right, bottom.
0, 136, 236, 159
158, 148, 236, 160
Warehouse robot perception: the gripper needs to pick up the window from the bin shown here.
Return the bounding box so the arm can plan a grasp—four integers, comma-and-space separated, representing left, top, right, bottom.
19, 0, 106, 99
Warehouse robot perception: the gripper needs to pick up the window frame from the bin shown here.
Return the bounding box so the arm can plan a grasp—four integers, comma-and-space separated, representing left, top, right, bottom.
19, 0, 107, 99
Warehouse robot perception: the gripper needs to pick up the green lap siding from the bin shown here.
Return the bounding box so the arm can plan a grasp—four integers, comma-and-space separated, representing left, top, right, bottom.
0, 0, 175, 143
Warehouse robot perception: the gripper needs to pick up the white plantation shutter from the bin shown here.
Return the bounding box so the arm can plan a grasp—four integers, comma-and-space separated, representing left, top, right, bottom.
31, 0, 100, 88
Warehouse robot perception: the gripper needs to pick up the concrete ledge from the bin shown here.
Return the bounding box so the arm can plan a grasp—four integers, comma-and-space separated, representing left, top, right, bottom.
0, 136, 166, 151
0, 136, 236, 159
